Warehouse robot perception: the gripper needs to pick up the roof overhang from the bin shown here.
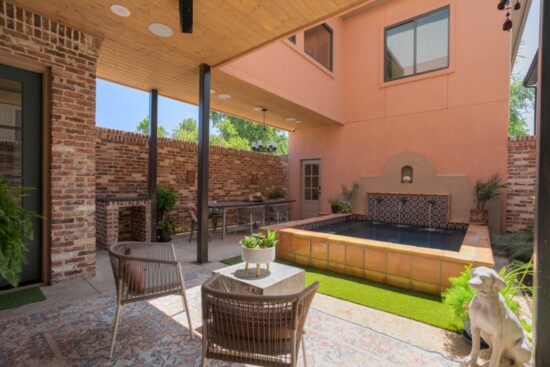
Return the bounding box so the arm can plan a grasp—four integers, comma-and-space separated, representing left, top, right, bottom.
10, 0, 374, 130
524, 49, 538, 87
511, 0, 533, 66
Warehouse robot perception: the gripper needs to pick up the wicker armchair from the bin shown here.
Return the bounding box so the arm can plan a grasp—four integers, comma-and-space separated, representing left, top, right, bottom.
108, 242, 194, 358
200, 274, 319, 367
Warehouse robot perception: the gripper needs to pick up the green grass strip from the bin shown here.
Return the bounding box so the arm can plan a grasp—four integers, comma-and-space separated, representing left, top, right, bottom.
221, 255, 462, 332
0, 287, 46, 310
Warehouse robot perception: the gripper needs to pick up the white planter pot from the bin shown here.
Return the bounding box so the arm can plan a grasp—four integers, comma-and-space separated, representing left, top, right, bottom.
241, 246, 276, 265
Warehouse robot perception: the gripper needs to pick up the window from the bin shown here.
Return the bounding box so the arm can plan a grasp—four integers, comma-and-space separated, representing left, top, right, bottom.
384, 7, 449, 82
287, 35, 296, 44
304, 24, 333, 71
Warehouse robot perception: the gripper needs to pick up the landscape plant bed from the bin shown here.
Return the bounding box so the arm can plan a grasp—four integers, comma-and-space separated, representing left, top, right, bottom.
221, 255, 462, 332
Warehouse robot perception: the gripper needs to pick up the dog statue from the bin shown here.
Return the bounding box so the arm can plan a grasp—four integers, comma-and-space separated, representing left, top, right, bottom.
463, 267, 532, 367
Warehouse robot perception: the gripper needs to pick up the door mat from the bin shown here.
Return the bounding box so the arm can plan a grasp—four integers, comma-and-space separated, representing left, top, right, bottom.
0, 287, 46, 310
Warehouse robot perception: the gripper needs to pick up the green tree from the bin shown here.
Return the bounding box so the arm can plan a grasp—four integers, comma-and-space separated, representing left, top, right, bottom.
509, 73, 535, 137
171, 118, 199, 141
136, 116, 167, 137
210, 111, 288, 154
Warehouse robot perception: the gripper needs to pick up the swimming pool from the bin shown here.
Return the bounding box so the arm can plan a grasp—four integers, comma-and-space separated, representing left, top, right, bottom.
265, 214, 494, 295
312, 220, 466, 251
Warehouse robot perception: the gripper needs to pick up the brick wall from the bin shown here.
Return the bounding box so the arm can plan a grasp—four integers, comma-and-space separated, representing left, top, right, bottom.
507, 136, 536, 233
0, 1, 101, 282
96, 127, 289, 232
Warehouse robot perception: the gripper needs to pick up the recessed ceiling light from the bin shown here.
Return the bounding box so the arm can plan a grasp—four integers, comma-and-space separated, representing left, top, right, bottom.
218, 93, 231, 99
210, 89, 215, 94
286, 117, 296, 122
148, 23, 173, 37
295, 120, 302, 124
254, 106, 265, 111
111, 4, 131, 17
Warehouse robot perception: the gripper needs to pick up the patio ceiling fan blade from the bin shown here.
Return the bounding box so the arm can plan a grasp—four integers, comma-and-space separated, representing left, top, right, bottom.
179, 0, 193, 34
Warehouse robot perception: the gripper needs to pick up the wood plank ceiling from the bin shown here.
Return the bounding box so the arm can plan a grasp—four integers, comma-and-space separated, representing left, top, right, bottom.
10, 0, 372, 130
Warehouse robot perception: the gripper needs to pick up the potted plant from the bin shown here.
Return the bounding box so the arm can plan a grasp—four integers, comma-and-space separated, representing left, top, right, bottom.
338, 182, 359, 214
157, 219, 177, 242
0, 175, 42, 287
443, 262, 533, 348
328, 197, 340, 214
240, 230, 278, 277
470, 173, 506, 225
156, 186, 177, 242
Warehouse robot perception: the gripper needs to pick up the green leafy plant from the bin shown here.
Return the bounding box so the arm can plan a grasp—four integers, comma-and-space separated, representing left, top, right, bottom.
338, 201, 352, 214
491, 231, 533, 263
328, 197, 340, 206
0, 175, 42, 287
268, 190, 285, 200
474, 174, 506, 210
156, 186, 177, 213
443, 262, 533, 333
341, 182, 359, 202
240, 230, 278, 249
156, 219, 177, 233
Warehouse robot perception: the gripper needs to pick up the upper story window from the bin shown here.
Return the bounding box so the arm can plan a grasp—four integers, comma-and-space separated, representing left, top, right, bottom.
304, 24, 333, 71
288, 35, 296, 44
384, 7, 449, 82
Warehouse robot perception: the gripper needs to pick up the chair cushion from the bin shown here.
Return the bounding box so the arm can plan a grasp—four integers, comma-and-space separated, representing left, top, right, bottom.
122, 248, 145, 294
209, 300, 292, 342
189, 203, 198, 217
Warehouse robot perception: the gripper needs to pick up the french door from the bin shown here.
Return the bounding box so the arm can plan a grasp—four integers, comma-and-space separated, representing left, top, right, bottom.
0, 64, 43, 289
300, 159, 321, 219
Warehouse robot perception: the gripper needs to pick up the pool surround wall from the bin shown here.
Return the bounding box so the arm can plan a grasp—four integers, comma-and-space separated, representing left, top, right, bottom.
265, 214, 494, 295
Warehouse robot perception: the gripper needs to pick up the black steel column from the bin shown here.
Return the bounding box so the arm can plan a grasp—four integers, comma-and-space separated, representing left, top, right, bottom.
197, 64, 210, 262
535, 2, 550, 364
149, 89, 159, 242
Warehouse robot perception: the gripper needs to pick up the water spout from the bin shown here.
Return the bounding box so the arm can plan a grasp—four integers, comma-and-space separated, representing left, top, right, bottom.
428, 198, 437, 229
397, 196, 408, 227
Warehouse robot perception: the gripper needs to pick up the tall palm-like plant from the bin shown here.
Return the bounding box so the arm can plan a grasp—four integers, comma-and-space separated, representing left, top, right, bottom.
474, 174, 506, 210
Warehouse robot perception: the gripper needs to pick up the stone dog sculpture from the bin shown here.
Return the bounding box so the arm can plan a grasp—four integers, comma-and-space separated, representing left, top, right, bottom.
463, 267, 531, 367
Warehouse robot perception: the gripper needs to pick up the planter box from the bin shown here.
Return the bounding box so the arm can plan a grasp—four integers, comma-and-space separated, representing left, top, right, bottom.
470, 209, 489, 226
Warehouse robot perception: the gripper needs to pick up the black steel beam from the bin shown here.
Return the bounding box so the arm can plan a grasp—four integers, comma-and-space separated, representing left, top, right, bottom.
535, 2, 550, 364
149, 89, 159, 242
179, 0, 193, 34
197, 64, 210, 262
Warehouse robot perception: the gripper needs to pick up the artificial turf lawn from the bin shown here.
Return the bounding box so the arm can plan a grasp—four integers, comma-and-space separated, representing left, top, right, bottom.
221, 255, 462, 332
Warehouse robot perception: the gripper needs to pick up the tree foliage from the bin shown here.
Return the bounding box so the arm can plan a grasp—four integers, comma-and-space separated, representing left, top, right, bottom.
136, 116, 168, 137
136, 112, 288, 155
509, 73, 535, 137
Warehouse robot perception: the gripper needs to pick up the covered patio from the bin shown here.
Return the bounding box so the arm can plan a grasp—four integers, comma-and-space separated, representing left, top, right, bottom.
0, 0, 549, 365
0, 232, 468, 366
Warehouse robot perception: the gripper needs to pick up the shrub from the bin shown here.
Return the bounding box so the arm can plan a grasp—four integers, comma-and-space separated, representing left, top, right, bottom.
268, 190, 285, 200
491, 231, 533, 263
0, 175, 42, 287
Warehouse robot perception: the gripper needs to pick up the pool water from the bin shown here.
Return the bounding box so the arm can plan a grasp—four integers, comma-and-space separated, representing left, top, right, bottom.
312, 220, 466, 251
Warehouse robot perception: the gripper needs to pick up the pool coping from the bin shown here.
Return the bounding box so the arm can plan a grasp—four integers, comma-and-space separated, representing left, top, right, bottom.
263, 214, 494, 294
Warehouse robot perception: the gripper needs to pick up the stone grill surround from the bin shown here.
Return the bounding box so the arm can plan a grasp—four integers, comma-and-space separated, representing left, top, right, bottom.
96, 198, 151, 249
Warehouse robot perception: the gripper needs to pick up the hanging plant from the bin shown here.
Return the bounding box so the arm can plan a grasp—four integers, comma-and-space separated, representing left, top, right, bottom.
0, 175, 42, 287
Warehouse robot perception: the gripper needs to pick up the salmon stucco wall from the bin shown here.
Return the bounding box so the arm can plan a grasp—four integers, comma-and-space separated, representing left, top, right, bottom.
285, 0, 510, 232
220, 18, 345, 123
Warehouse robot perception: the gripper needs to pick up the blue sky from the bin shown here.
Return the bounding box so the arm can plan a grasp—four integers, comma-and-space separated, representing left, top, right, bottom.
97, 2, 541, 134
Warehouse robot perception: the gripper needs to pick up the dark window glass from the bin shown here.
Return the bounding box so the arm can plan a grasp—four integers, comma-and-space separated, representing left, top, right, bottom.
304, 24, 333, 71
385, 7, 449, 82
288, 35, 296, 44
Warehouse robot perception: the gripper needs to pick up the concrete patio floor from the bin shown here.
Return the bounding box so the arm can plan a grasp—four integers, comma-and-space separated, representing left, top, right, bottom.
0, 230, 471, 362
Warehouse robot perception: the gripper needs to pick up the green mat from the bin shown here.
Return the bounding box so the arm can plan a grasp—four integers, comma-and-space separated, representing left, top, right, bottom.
0, 287, 46, 310
221, 255, 461, 332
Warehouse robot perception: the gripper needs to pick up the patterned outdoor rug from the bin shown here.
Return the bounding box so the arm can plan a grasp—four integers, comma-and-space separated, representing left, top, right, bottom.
0, 268, 459, 367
